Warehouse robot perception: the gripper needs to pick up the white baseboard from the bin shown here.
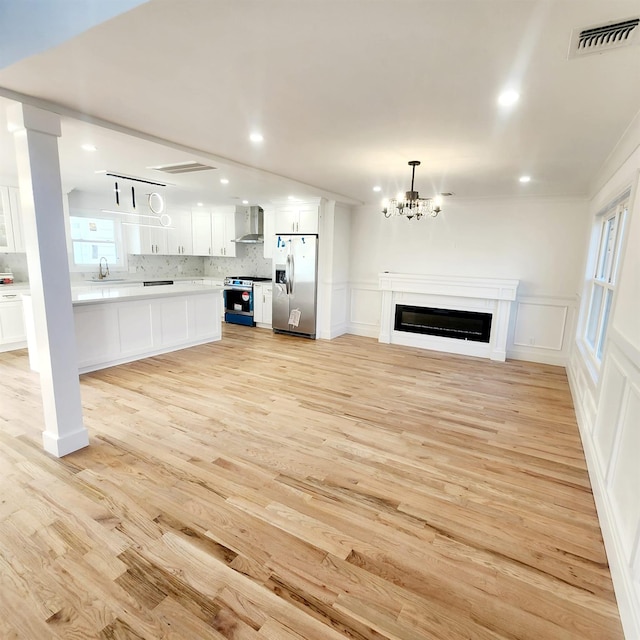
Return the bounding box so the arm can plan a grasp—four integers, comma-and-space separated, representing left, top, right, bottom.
507, 346, 568, 366
346, 323, 379, 339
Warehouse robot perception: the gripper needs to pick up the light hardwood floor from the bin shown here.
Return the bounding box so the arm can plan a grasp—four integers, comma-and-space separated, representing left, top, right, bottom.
0, 324, 624, 639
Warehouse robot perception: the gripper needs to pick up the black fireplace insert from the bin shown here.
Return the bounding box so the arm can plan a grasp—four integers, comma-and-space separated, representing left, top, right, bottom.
394, 304, 492, 343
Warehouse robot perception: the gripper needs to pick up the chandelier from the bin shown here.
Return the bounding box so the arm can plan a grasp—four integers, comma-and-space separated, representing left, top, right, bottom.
382, 160, 443, 220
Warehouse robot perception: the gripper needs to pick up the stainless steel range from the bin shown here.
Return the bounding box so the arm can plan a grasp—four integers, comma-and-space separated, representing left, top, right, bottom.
223, 276, 272, 326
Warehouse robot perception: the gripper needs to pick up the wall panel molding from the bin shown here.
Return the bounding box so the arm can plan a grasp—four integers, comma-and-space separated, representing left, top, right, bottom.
508, 295, 576, 365
568, 331, 640, 640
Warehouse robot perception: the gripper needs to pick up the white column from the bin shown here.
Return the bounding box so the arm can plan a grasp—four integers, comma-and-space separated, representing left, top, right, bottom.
8, 104, 89, 457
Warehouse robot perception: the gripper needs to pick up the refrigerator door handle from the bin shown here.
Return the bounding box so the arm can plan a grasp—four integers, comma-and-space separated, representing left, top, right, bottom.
285, 254, 290, 294
289, 254, 295, 294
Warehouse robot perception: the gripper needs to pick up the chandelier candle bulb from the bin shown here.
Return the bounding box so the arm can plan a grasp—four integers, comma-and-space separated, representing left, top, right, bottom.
382, 160, 444, 220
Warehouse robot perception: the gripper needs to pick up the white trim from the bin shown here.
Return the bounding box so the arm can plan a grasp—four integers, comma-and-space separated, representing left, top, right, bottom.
378, 273, 518, 361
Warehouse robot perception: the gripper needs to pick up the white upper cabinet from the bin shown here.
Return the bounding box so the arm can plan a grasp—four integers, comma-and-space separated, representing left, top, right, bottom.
0, 186, 24, 253
191, 206, 248, 257
126, 222, 168, 255
274, 203, 318, 234
191, 209, 213, 256
167, 212, 193, 255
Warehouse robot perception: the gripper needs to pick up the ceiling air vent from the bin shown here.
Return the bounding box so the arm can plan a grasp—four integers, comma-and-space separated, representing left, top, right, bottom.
151, 161, 217, 174
569, 17, 639, 58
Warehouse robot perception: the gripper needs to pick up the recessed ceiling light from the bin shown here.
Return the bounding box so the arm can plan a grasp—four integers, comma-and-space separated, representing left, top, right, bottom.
81, 143, 97, 152
197, 202, 203, 206
242, 200, 249, 205
249, 132, 264, 143
373, 186, 382, 192
519, 175, 531, 183
498, 90, 520, 107
220, 178, 229, 184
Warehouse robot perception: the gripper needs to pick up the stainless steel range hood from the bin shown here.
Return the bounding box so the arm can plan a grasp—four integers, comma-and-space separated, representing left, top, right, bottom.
233, 206, 264, 243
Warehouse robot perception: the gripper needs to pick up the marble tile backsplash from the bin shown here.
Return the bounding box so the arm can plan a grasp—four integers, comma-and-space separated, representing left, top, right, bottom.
0, 253, 28, 283
127, 255, 204, 279
0, 244, 272, 285
204, 244, 272, 278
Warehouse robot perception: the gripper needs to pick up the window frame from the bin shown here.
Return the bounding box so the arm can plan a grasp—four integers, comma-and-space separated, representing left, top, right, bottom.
68, 213, 128, 273
581, 193, 628, 375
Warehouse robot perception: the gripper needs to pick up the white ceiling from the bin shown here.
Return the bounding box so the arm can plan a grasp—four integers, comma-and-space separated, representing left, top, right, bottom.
0, 0, 639, 210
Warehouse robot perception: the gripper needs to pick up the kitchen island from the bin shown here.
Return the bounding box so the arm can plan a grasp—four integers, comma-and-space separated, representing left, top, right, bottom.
23, 282, 223, 374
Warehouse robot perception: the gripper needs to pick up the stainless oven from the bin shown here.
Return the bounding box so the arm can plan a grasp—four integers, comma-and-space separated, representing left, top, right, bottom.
224, 277, 254, 326
223, 276, 272, 326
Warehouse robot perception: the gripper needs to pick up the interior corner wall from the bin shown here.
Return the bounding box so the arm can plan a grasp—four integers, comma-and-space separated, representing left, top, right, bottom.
567, 119, 640, 639
347, 197, 589, 364
317, 201, 351, 340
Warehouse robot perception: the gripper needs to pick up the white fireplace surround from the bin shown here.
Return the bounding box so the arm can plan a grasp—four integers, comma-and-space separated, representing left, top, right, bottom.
378, 273, 519, 361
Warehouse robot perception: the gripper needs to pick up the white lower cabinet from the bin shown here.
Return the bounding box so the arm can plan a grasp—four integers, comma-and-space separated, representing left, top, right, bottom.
0, 295, 26, 351
253, 282, 273, 328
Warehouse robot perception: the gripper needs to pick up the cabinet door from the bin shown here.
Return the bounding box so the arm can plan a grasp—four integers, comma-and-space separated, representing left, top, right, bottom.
0, 300, 26, 346
253, 283, 264, 323
211, 211, 226, 256
262, 284, 273, 326
141, 225, 167, 254
297, 205, 319, 234
191, 210, 212, 255
274, 207, 297, 234
167, 213, 193, 255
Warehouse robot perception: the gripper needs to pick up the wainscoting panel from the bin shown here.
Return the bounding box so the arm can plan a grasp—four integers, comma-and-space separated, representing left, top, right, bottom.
348, 282, 380, 337
609, 380, 640, 556
593, 355, 628, 474
330, 282, 349, 338
568, 328, 640, 640
508, 295, 576, 365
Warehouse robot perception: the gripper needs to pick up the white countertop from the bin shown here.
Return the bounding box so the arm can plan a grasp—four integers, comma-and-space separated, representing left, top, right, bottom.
22, 282, 223, 306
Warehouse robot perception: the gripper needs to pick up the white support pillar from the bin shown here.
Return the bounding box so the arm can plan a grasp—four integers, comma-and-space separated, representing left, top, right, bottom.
7, 104, 89, 457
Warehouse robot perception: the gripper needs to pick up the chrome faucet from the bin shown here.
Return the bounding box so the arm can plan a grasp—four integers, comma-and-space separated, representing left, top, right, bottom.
98, 257, 110, 280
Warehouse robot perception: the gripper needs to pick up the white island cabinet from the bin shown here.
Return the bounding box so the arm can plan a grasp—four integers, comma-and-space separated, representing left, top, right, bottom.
23, 283, 222, 374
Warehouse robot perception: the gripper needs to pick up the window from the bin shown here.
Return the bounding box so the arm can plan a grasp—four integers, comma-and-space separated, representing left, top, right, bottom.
69, 215, 125, 270
584, 195, 628, 363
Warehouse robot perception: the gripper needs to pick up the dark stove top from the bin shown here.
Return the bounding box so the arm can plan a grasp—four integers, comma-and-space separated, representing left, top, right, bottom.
224, 275, 273, 287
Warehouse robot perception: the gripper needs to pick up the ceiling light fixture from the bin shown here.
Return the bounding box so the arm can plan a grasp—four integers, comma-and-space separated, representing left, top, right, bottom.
498, 89, 520, 107
373, 186, 381, 192
242, 200, 249, 205
81, 143, 97, 152
382, 161, 443, 220
249, 132, 264, 143
220, 178, 229, 185
519, 175, 531, 183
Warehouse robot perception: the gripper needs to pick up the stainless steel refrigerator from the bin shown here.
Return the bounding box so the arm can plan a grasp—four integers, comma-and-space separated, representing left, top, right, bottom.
272, 234, 318, 338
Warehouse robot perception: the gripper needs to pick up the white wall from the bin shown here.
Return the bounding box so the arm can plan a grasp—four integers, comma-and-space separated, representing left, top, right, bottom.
317, 200, 351, 339
568, 112, 640, 640
348, 197, 590, 364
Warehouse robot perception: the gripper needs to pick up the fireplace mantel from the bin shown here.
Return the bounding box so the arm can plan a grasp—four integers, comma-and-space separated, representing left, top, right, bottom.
378, 273, 519, 361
